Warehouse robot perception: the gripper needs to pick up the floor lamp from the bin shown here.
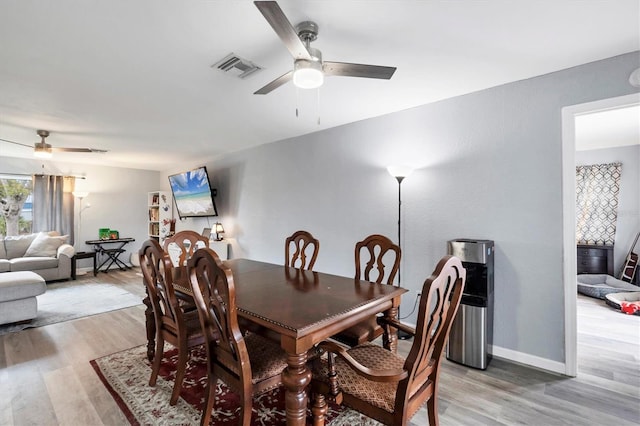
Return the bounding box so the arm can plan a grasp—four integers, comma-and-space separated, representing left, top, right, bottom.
73, 191, 90, 275
387, 165, 414, 340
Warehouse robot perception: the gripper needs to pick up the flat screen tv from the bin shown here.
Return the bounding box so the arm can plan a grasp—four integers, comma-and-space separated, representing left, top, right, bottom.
168, 166, 218, 219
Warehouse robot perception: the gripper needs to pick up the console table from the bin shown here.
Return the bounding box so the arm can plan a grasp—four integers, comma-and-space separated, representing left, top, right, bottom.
577, 244, 614, 275
86, 238, 136, 273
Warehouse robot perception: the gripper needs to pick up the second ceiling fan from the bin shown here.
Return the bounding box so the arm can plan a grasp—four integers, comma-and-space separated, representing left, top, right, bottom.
253, 1, 397, 95
0, 129, 107, 158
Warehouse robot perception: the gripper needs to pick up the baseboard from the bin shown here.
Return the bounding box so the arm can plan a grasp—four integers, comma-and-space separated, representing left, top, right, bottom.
491, 345, 566, 375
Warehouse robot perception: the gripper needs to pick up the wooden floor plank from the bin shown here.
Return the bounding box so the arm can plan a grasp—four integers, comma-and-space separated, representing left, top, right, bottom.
0, 270, 638, 425
44, 365, 105, 426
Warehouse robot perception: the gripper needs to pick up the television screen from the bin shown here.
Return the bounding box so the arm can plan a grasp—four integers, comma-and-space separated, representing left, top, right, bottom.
168, 166, 218, 218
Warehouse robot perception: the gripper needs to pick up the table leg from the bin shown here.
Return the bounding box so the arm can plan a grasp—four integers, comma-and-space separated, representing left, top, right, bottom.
382, 305, 399, 353
282, 351, 311, 426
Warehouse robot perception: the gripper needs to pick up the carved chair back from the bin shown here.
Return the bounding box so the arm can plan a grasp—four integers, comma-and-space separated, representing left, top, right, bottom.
355, 234, 401, 285
139, 238, 204, 405
163, 230, 210, 267
163, 230, 210, 288
398, 255, 466, 422
316, 255, 466, 425
140, 238, 184, 333
285, 230, 320, 270
188, 248, 286, 425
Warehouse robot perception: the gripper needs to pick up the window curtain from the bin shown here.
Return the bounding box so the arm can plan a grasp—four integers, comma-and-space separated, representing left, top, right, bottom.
32, 175, 75, 243
576, 162, 621, 245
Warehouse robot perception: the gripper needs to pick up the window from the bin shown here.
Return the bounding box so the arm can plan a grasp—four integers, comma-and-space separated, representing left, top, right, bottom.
0, 175, 33, 236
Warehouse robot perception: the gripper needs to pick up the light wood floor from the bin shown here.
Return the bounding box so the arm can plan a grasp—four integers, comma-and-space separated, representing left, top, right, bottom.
1, 270, 638, 425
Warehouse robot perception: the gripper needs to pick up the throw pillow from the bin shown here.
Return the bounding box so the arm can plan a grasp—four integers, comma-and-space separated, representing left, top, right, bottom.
4, 233, 38, 259
24, 232, 68, 257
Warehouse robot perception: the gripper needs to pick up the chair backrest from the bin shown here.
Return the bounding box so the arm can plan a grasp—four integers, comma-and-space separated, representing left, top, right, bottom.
398, 255, 465, 417
139, 239, 185, 333
187, 247, 252, 390
163, 230, 210, 268
285, 230, 320, 270
354, 234, 401, 285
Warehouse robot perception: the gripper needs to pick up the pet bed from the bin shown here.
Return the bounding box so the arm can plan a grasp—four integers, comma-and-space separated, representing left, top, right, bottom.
605, 291, 640, 315
576, 274, 639, 299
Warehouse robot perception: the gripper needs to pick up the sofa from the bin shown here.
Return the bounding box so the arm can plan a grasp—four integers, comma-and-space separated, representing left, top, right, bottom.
0, 232, 75, 281
0, 271, 46, 325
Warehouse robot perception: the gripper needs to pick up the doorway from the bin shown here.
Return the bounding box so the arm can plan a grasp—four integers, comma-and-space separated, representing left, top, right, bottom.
561, 92, 640, 376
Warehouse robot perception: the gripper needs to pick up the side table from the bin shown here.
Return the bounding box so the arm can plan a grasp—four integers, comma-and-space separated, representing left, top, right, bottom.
72, 251, 97, 279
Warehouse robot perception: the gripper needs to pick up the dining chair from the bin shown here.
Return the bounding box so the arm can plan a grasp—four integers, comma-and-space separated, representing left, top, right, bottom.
139, 239, 205, 405
313, 255, 466, 426
163, 230, 210, 289
188, 247, 289, 426
332, 234, 401, 346
285, 230, 320, 270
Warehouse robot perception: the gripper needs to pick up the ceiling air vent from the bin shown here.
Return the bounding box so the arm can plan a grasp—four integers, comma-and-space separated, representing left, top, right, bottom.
212, 53, 263, 79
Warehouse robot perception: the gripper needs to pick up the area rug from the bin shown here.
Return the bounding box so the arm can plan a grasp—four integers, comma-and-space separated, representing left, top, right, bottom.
91, 344, 381, 425
0, 280, 143, 335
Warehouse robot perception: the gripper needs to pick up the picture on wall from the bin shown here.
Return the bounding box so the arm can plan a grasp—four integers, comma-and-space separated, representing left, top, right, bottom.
168, 166, 218, 218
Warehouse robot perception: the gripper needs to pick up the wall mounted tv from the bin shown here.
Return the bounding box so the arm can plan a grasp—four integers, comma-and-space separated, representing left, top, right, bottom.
168, 166, 218, 219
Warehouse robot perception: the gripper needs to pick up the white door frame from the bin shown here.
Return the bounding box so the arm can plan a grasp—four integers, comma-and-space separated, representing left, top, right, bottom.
561, 92, 640, 377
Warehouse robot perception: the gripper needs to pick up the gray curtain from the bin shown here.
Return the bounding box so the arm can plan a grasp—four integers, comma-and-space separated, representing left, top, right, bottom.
32, 175, 75, 242
576, 162, 621, 245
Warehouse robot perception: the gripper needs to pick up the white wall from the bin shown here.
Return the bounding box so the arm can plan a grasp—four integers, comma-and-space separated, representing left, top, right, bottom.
163, 52, 639, 369
576, 144, 640, 272
0, 156, 160, 269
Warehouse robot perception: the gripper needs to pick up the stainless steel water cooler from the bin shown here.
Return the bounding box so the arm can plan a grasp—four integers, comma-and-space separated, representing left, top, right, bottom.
446, 239, 494, 369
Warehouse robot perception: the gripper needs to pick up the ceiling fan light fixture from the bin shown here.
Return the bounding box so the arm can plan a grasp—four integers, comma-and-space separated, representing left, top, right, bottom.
34, 142, 53, 158
293, 59, 323, 89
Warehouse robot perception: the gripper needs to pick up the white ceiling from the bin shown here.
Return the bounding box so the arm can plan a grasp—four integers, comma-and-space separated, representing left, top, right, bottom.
575, 105, 640, 151
0, 0, 638, 171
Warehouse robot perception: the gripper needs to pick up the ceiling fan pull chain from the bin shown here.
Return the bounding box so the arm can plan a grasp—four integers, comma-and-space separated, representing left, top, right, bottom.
317, 87, 321, 125
295, 86, 299, 118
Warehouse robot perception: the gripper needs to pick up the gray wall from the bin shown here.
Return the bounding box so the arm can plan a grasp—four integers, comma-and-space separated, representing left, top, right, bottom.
576, 144, 640, 272
167, 52, 640, 366
0, 157, 160, 268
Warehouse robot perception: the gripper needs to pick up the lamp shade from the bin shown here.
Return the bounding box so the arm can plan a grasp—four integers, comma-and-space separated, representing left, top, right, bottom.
293, 66, 323, 89
293, 51, 324, 89
387, 165, 414, 179
215, 222, 225, 234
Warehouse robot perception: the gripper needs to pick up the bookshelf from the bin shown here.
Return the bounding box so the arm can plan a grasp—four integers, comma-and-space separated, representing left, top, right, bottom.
148, 191, 172, 245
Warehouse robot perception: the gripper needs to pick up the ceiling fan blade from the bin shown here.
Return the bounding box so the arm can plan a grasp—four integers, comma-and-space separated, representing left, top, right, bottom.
254, 1, 311, 61
323, 62, 397, 80
0, 137, 32, 149
53, 147, 108, 153
254, 70, 293, 94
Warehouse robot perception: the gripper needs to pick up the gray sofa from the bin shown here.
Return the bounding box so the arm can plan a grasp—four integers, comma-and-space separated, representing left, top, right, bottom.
0, 232, 75, 281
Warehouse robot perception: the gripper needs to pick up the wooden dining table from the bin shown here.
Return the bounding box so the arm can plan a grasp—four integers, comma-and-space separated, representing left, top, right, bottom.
143, 258, 407, 426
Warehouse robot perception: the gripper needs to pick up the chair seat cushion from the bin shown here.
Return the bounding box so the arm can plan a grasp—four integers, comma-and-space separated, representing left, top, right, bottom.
244, 333, 288, 384
315, 343, 405, 413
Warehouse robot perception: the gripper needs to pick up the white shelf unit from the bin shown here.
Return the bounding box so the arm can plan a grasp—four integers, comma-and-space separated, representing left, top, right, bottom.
148, 191, 172, 245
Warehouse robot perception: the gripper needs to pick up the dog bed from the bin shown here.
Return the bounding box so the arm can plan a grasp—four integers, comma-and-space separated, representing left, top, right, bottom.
576, 274, 639, 299
605, 291, 640, 315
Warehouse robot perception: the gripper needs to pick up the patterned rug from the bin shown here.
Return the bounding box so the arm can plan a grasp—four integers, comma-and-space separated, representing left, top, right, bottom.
91, 344, 380, 425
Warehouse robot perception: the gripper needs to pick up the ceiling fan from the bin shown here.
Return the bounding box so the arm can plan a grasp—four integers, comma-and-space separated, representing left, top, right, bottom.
0, 129, 108, 158
253, 1, 397, 95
